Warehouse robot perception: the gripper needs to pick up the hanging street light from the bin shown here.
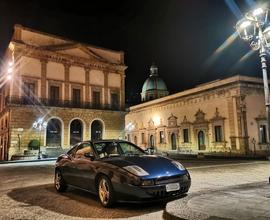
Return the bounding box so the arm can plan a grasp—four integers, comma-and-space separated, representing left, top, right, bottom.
32, 118, 47, 159
235, 7, 270, 155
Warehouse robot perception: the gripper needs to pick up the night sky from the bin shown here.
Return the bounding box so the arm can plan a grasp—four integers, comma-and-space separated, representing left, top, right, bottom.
0, 0, 268, 104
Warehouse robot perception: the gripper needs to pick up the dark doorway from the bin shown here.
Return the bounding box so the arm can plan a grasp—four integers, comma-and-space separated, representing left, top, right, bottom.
70, 119, 83, 146
46, 118, 62, 147
150, 135, 154, 148
171, 133, 177, 150
91, 120, 103, 140
198, 130, 205, 150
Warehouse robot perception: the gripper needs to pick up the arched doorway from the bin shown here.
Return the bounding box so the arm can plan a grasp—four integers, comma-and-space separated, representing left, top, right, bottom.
91, 120, 103, 140
70, 119, 83, 145
198, 130, 205, 150
171, 133, 177, 150
150, 135, 154, 148
46, 118, 62, 147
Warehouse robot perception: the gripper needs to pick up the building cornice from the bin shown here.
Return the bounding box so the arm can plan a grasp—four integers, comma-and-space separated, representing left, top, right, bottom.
13, 41, 127, 73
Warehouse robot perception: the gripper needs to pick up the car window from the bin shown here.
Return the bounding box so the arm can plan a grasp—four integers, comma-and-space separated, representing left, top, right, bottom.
119, 142, 145, 155
74, 143, 94, 159
94, 142, 120, 158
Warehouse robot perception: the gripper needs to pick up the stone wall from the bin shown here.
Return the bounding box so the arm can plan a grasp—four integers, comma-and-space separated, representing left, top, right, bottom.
8, 105, 125, 159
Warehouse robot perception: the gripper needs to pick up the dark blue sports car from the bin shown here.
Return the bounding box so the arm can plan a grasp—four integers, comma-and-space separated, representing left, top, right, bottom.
55, 140, 191, 207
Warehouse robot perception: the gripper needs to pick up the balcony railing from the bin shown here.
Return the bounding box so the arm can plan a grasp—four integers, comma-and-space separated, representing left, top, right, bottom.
5, 96, 121, 111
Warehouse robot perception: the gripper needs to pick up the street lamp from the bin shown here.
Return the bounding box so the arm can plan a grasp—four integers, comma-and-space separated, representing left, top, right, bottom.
33, 118, 47, 159
235, 7, 270, 154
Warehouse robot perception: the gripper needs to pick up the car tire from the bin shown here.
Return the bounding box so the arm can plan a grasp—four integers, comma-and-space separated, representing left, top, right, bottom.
54, 169, 67, 192
98, 175, 115, 207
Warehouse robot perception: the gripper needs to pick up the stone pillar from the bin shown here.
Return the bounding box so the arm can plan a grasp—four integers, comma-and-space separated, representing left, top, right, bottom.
85, 68, 90, 103
104, 71, 109, 107
120, 73, 126, 110
64, 63, 70, 101
40, 59, 47, 99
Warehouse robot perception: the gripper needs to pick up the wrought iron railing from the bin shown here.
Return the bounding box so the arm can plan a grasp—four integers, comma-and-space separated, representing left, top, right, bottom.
5, 96, 121, 111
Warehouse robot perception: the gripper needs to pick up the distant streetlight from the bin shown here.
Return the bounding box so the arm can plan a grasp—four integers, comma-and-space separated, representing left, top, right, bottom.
235, 7, 270, 153
33, 118, 47, 159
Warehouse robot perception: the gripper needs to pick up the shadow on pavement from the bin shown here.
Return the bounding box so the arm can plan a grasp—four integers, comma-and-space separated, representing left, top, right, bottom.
8, 184, 164, 218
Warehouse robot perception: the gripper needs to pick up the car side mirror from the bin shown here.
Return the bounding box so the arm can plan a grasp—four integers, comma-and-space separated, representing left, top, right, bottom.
84, 152, 95, 160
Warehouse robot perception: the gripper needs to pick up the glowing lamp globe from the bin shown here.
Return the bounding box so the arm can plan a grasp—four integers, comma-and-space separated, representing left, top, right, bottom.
235, 18, 256, 41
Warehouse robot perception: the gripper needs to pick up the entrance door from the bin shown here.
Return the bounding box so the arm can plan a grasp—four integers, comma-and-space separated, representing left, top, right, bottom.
150, 135, 154, 148
198, 130, 205, 150
171, 133, 177, 150
70, 119, 83, 145
46, 119, 62, 147
91, 120, 103, 140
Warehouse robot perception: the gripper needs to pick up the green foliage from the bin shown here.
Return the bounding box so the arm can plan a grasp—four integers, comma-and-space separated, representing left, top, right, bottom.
28, 139, 40, 150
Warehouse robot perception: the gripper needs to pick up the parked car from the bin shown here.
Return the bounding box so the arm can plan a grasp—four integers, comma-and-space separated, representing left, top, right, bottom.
54, 140, 191, 207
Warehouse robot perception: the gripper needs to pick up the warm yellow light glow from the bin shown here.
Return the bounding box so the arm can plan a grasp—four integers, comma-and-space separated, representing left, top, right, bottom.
8, 68, 13, 73
7, 75, 12, 80
153, 115, 161, 126
253, 8, 264, 16
240, 20, 251, 29
8, 61, 14, 67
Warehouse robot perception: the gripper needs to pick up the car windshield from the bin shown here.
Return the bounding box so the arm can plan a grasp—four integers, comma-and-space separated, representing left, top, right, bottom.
94, 141, 145, 158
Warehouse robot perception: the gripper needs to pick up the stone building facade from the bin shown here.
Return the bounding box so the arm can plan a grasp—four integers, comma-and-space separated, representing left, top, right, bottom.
0, 25, 126, 160
125, 75, 269, 155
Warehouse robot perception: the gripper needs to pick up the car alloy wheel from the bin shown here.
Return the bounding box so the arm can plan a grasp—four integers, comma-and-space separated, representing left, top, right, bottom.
98, 176, 115, 207
54, 170, 67, 192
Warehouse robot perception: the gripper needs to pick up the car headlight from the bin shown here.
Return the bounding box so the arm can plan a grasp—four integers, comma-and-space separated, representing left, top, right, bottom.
171, 161, 186, 171
123, 165, 149, 176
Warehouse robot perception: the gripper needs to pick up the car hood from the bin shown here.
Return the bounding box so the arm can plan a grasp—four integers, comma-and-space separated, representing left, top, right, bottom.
102, 155, 187, 179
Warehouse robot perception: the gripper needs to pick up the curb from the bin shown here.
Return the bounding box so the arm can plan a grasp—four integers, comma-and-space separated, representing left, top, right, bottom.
163, 209, 186, 220
0, 158, 57, 164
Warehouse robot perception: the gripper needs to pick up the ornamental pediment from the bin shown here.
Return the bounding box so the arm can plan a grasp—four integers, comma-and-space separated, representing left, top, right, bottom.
194, 109, 208, 124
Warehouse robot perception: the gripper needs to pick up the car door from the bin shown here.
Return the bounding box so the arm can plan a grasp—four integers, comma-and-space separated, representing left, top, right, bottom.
72, 142, 97, 191
60, 145, 78, 185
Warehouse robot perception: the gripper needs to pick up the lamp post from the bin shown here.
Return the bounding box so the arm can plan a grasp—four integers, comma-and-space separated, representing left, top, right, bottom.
33, 118, 47, 159
235, 7, 270, 155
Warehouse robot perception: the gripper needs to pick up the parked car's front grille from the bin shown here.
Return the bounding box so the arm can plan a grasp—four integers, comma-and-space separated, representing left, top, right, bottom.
155, 174, 189, 185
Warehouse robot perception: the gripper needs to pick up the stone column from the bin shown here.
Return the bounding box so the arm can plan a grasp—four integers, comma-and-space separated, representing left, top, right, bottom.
85, 68, 90, 103
64, 63, 70, 101
40, 59, 47, 99
104, 71, 109, 107
120, 73, 126, 110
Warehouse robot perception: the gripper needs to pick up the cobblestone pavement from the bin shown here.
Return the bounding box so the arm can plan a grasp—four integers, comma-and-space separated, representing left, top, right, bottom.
0, 160, 269, 220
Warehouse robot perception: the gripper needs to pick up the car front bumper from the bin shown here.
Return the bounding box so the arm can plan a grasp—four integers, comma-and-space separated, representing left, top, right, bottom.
113, 175, 191, 203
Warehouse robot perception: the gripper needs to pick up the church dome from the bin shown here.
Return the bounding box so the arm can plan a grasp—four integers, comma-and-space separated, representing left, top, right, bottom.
141, 64, 169, 102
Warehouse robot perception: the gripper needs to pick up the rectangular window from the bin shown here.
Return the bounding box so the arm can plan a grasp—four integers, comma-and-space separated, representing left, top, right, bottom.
23, 82, 35, 103
127, 134, 130, 142
159, 131, 164, 143
141, 133, 145, 144
110, 93, 119, 110
259, 125, 267, 143
183, 129, 189, 143
92, 91, 101, 108
72, 89, 81, 106
214, 125, 223, 142
50, 86, 59, 101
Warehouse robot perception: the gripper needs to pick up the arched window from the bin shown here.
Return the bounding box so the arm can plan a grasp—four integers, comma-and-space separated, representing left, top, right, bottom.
70, 119, 83, 145
46, 118, 62, 147
134, 136, 137, 145
91, 120, 103, 140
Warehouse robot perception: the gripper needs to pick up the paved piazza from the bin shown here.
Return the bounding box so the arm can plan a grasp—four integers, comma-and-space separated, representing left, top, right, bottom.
0, 159, 269, 220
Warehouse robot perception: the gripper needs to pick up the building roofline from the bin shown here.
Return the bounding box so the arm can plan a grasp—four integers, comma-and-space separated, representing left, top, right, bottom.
13, 24, 124, 55
130, 75, 264, 111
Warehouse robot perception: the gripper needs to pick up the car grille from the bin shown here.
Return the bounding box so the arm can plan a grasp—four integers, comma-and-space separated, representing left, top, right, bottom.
155, 174, 189, 185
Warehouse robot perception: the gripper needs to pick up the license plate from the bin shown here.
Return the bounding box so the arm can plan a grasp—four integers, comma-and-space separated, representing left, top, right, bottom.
166, 182, 180, 192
